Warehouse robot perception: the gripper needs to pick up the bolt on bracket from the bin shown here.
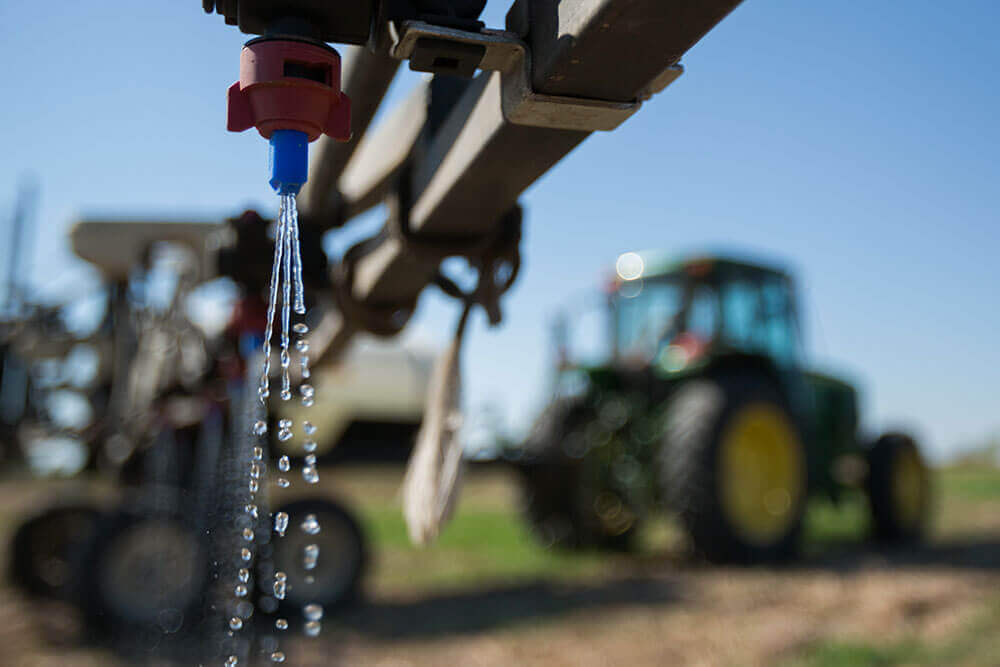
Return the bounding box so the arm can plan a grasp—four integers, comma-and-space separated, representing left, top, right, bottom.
389, 20, 683, 133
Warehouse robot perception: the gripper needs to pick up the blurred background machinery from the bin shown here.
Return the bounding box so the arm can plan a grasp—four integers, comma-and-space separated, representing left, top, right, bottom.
4, 213, 436, 658
516, 252, 931, 562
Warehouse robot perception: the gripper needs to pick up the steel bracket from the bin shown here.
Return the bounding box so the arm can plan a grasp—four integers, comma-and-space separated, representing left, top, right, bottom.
389, 20, 682, 132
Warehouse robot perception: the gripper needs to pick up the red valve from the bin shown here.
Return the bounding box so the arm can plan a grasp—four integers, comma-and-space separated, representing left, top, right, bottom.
227, 38, 351, 142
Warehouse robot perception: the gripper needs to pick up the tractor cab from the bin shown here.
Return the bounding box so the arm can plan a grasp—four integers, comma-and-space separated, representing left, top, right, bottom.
610, 254, 800, 375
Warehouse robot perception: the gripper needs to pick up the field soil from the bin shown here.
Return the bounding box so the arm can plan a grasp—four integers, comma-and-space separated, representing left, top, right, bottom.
1, 464, 998, 666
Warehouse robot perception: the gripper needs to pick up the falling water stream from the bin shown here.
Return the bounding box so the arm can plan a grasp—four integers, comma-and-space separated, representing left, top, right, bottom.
228, 193, 324, 666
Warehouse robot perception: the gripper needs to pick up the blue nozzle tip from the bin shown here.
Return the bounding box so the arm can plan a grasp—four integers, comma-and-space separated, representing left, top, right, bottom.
269, 130, 309, 195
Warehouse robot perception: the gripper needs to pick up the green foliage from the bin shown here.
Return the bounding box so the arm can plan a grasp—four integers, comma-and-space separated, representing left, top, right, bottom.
939, 466, 1000, 501
801, 490, 869, 553
787, 599, 1000, 667
358, 504, 610, 591
786, 640, 924, 667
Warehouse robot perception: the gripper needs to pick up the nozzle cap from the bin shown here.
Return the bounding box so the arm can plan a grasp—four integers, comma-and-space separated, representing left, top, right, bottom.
269, 130, 308, 194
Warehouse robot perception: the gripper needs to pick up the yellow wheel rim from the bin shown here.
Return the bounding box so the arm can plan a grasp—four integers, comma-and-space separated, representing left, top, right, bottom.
891, 445, 927, 529
719, 403, 804, 545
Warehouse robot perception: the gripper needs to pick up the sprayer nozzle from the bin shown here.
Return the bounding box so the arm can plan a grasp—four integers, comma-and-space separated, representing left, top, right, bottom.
269, 130, 309, 195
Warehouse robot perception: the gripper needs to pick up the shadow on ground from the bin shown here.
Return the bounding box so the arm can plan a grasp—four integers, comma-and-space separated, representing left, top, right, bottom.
338, 575, 682, 639
8, 537, 1000, 659
801, 537, 1000, 573
336, 537, 1000, 642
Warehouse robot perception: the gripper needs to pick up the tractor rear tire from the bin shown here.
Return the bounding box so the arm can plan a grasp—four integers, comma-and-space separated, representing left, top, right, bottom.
660, 372, 807, 564
866, 433, 931, 543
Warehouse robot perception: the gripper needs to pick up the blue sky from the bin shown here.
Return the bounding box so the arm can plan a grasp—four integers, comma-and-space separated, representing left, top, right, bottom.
1, 1, 997, 460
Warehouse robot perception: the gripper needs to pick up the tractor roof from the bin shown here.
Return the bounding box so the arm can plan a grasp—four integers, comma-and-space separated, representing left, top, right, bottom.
623, 250, 792, 282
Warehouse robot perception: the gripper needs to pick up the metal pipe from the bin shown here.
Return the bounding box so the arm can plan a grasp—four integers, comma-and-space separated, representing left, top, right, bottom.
300, 44, 403, 224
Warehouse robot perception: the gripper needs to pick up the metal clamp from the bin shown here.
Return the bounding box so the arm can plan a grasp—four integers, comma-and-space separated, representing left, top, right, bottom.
389, 20, 683, 133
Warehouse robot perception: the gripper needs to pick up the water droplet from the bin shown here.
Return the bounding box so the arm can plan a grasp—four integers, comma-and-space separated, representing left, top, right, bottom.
240, 548, 252, 562
249, 479, 259, 493
293, 323, 309, 335
277, 429, 293, 442
301, 514, 320, 535
276, 477, 290, 488
303, 439, 317, 453
270, 651, 286, 663
244, 504, 258, 519
238, 568, 249, 583
302, 466, 319, 484
236, 600, 254, 618
157, 607, 184, 633
278, 455, 290, 472
253, 421, 268, 436
226, 655, 238, 667
303, 421, 316, 435
304, 454, 316, 466
301, 396, 315, 407
242, 528, 254, 541
296, 339, 309, 353
304, 620, 321, 637
303, 603, 323, 621
280, 388, 292, 401
300, 384, 314, 399
274, 512, 288, 536
275, 571, 287, 581
278, 418, 292, 430
235, 584, 248, 597
250, 463, 261, 479
229, 617, 243, 631
303, 544, 319, 570
273, 579, 286, 600
275, 618, 288, 630
253, 446, 263, 461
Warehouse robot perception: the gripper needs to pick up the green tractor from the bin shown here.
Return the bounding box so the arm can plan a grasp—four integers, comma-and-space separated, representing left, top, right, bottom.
517, 252, 931, 563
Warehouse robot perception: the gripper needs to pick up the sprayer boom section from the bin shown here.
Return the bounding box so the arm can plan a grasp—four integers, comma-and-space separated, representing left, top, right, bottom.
205, 0, 743, 357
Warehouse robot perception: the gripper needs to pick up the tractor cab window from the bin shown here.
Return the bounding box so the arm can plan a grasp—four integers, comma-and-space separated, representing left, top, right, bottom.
687, 285, 719, 341
761, 277, 798, 364
615, 279, 683, 363
554, 298, 611, 368
720, 275, 799, 364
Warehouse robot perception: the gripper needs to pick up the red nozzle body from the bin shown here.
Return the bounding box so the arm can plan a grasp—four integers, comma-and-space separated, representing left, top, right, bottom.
227, 38, 351, 142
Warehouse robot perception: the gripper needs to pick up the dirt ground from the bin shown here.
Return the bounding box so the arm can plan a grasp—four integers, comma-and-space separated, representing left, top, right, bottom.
2, 466, 999, 667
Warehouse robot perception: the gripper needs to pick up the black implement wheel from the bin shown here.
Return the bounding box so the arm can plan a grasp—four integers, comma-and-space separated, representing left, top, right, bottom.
9, 502, 101, 600
75, 499, 208, 644
660, 373, 808, 563
866, 433, 931, 543
271, 497, 366, 615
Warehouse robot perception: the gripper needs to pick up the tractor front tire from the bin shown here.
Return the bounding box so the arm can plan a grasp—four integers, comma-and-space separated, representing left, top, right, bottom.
520, 462, 637, 552
660, 373, 808, 564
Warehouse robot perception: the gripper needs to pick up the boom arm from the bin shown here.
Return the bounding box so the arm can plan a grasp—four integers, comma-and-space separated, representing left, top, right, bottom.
204, 0, 744, 362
